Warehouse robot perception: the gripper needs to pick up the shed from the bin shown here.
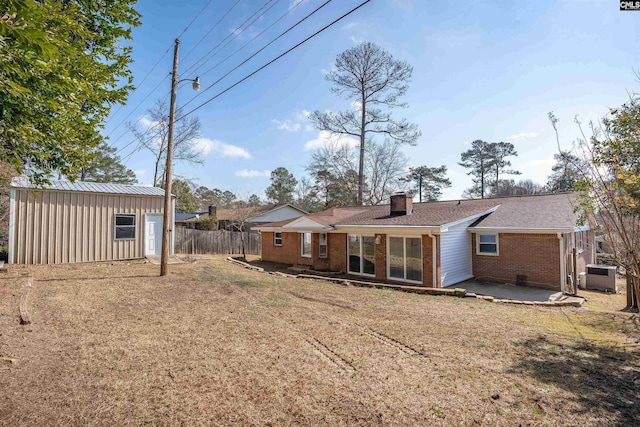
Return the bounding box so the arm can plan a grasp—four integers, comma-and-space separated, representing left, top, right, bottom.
8, 178, 175, 264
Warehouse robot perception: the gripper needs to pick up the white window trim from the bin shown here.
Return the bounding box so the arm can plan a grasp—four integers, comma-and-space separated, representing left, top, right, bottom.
319, 233, 328, 259
476, 233, 499, 256
300, 232, 312, 258
386, 235, 423, 284
347, 234, 376, 277
274, 232, 282, 246
577, 231, 585, 253
114, 213, 136, 240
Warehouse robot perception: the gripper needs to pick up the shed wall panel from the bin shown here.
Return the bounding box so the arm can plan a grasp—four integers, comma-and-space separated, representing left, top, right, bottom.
11, 188, 165, 264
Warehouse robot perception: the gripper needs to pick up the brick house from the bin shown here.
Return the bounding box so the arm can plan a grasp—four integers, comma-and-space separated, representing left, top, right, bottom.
253, 193, 595, 292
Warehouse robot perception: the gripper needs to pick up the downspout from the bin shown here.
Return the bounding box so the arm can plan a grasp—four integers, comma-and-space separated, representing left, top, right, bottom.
558, 232, 565, 294
428, 232, 437, 288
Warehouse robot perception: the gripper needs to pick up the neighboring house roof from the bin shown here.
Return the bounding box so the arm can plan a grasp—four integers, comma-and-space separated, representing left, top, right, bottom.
245, 204, 308, 223
175, 212, 207, 221
11, 177, 166, 197
255, 193, 583, 232
183, 204, 306, 223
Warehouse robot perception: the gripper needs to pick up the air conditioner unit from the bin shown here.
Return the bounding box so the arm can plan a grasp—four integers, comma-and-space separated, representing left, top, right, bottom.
585, 264, 617, 292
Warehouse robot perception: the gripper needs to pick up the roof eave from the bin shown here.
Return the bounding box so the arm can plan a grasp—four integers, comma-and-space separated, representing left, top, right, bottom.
467, 227, 575, 234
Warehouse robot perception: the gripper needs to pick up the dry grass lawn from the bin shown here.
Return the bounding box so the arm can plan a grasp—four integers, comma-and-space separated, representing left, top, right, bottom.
1, 257, 639, 426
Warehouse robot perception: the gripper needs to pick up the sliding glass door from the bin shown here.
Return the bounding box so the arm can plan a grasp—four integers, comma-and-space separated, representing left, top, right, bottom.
388, 236, 422, 283
348, 235, 375, 275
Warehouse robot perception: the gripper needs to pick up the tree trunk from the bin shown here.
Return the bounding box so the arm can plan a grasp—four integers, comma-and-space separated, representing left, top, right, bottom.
357, 94, 366, 206
629, 274, 639, 311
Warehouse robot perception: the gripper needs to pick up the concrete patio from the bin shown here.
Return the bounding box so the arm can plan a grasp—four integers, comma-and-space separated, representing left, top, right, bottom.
449, 280, 563, 302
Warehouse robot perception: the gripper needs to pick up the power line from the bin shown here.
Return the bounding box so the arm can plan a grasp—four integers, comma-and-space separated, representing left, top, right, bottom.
107, 80, 170, 146
191, 0, 308, 81
105, 0, 216, 137
176, 0, 215, 40
181, 0, 280, 77
181, 0, 243, 62
178, 0, 372, 120
105, 43, 173, 129
180, 0, 333, 110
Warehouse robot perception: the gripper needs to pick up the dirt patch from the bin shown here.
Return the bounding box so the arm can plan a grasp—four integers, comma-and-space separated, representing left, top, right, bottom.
0, 259, 638, 426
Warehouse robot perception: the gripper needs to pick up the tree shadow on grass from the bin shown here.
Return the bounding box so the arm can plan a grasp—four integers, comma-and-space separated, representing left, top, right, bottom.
510, 335, 640, 426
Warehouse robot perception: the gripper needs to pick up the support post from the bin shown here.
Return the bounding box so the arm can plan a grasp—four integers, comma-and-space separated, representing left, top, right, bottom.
161, 38, 180, 276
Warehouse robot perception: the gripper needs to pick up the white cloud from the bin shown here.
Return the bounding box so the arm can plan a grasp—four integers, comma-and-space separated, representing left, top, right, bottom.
303, 131, 359, 151
296, 110, 311, 120
351, 101, 362, 111
272, 110, 313, 132
139, 116, 161, 130
271, 119, 301, 132
192, 138, 251, 158
506, 132, 538, 142
235, 169, 271, 178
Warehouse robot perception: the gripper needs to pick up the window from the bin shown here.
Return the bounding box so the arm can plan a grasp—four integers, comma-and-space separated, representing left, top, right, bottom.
301, 232, 312, 257
577, 231, 584, 252
388, 236, 422, 283
476, 234, 498, 255
348, 235, 375, 275
319, 233, 328, 258
274, 232, 282, 246
115, 214, 136, 240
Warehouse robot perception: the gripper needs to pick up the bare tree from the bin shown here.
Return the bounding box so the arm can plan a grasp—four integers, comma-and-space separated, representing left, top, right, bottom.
307, 141, 359, 207
127, 99, 203, 186
364, 140, 408, 205
309, 42, 421, 205
229, 194, 265, 260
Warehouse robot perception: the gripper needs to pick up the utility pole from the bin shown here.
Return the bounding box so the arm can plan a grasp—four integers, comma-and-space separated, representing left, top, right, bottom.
160, 38, 180, 276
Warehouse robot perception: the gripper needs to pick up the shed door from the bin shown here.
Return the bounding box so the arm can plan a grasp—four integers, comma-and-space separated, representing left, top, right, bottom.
145, 214, 163, 256
440, 219, 475, 287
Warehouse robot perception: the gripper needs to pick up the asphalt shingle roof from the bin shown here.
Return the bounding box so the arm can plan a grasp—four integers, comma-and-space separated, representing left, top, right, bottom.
257, 193, 581, 230
469, 193, 579, 229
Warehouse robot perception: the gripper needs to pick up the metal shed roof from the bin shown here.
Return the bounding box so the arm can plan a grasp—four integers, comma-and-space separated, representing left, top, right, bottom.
11, 177, 167, 197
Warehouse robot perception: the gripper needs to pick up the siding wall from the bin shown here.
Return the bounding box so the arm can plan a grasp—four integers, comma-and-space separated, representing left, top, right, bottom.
11, 188, 164, 264
471, 233, 561, 291
440, 219, 475, 286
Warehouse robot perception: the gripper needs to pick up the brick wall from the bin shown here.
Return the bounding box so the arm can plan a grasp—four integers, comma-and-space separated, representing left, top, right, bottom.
472, 233, 561, 291
261, 231, 347, 271
421, 234, 440, 287
375, 234, 386, 281
261, 231, 300, 265
328, 233, 347, 272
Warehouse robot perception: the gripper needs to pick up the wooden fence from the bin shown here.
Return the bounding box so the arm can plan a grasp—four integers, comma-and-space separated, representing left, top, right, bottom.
175, 228, 261, 255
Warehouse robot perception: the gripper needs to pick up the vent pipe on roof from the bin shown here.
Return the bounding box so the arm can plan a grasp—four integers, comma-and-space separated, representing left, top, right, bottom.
390, 192, 413, 216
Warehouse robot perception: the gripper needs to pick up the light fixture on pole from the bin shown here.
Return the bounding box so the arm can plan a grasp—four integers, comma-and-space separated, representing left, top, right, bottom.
160, 39, 200, 276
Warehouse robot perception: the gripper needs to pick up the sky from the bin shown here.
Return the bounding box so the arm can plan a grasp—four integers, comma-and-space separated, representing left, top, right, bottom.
102, 0, 640, 200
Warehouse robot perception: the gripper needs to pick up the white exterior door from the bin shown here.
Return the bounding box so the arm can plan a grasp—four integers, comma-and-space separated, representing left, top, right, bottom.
440, 219, 476, 287
145, 214, 163, 256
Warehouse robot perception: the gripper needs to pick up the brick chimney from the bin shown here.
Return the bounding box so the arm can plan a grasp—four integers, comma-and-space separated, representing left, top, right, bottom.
390, 192, 413, 216
208, 205, 217, 218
